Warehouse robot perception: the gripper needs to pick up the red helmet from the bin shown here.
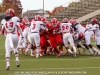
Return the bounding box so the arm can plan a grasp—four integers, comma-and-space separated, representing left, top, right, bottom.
34, 15, 41, 21
62, 18, 68, 23
22, 17, 29, 25
69, 19, 76, 24
41, 17, 47, 22
6, 8, 15, 16
78, 32, 84, 39
51, 18, 57, 23
91, 18, 98, 23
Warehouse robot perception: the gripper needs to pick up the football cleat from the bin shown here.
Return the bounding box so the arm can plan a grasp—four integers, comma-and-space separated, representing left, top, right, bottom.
36, 52, 39, 58
60, 51, 65, 55
56, 53, 61, 57
6, 66, 10, 70
94, 51, 98, 56
73, 52, 77, 58
16, 61, 20, 67
88, 52, 93, 55
30, 53, 35, 56
40, 53, 43, 56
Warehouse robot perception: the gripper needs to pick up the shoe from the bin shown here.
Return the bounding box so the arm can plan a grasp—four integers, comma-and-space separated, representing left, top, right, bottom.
16, 61, 20, 67
73, 52, 77, 58
94, 51, 98, 56
60, 51, 65, 55
6, 66, 10, 70
56, 53, 61, 57
36, 52, 39, 58
40, 53, 43, 56
88, 52, 93, 55
30, 53, 35, 56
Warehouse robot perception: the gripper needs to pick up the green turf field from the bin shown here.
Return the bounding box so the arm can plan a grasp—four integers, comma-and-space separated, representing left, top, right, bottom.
0, 35, 100, 75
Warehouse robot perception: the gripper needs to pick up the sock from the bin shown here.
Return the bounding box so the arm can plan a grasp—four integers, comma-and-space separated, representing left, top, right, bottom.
6, 57, 10, 66
92, 47, 98, 52
59, 47, 63, 51
72, 46, 77, 53
81, 46, 86, 50
88, 48, 93, 53
68, 49, 73, 54
30, 49, 34, 54
36, 47, 40, 53
15, 53, 19, 61
25, 44, 32, 53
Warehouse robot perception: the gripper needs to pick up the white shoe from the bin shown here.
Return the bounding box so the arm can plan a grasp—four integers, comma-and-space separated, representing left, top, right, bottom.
36, 52, 39, 58
60, 51, 65, 55
30, 53, 35, 56
6, 66, 10, 70
73, 52, 77, 58
88, 52, 93, 55
16, 61, 20, 67
40, 53, 43, 56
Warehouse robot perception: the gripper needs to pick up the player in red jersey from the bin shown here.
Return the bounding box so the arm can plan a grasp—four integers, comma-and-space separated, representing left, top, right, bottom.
39, 17, 48, 56
46, 18, 63, 57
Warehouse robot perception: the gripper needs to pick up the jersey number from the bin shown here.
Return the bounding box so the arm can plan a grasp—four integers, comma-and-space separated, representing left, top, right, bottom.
62, 25, 69, 30
32, 24, 36, 30
5, 22, 13, 28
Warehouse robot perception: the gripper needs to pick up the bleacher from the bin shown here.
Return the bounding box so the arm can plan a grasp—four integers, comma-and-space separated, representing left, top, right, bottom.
48, 0, 100, 24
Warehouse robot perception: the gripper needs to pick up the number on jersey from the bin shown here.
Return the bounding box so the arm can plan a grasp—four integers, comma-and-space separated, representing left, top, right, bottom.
62, 25, 69, 30
5, 21, 14, 28
32, 24, 36, 30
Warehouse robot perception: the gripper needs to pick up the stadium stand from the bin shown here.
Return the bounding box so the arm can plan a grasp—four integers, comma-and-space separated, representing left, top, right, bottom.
48, 0, 100, 24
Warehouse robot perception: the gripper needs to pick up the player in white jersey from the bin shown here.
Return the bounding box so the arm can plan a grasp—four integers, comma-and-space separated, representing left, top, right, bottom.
1, 8, 24, 70
69, 19, 98, 55
18, 18, 30, 52
60, 18, 77, 57
86, 22, 94, 39
88, 18, 100, 55
28, 15, 45, 58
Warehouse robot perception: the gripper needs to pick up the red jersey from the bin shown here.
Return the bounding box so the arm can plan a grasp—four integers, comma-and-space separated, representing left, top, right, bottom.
19, 23, 25, 32
46, 21, 61, 37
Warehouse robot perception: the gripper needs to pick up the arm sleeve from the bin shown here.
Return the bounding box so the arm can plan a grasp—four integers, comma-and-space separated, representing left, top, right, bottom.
1, 20, 5, 35
89, 26, 97, 31
17, 25, 23, 37
16, 17, 20, 26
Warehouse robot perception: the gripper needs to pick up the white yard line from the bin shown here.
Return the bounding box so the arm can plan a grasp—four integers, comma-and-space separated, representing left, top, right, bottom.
0, 67, 100, 71
0, 57, 99, 61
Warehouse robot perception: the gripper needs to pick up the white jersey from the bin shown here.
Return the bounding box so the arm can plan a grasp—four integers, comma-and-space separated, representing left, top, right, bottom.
86, 24, 94, 36
92, 24, 100, 37
30, 21, 45, 33
86, 24, 93, 31
1, 16, 20, 34
72, 23, 85, 34
60, 23, 72, 33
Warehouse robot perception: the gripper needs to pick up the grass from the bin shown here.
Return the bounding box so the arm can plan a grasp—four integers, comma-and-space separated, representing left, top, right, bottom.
0, 35, 100, 75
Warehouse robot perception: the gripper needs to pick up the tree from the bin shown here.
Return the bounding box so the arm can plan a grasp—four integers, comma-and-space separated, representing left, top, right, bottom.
0, 0, 23, 17
51, 6, 66, 15
46, 10, 52, 16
